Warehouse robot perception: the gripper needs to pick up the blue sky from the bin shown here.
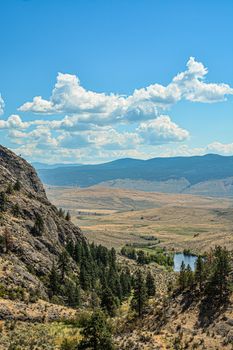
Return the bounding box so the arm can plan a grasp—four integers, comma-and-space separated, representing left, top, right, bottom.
0, 0, 232, 163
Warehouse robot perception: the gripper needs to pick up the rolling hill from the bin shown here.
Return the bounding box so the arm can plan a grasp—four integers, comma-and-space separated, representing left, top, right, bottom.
37, 154, 233, 196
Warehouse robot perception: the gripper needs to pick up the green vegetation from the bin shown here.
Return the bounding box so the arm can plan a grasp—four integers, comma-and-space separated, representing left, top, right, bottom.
47, 241, 132, 315
178, 246, 231, 302
121, 244, 173, 268
131, 270, 148, 318
77, 309, 115, 350
32, 213, 44, 236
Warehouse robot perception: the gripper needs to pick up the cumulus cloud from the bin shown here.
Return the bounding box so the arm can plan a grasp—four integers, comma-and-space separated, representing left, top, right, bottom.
2, 57, 232, 163
18, 57, 233, 125
0, 94, 5, 115
137, 115, 189, 145
0, 114, 30, 129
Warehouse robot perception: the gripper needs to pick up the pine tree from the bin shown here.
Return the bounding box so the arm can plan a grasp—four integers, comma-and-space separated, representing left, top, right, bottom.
205, 246, 231, 301
58, 250, 70, 281
79, 262, 91, 290
179, 261, 186, 290
6, 184, 13, 195
12, 203, 20, 217
101, 287, 118, 317
49, 262, 60, 296
186, 264, 194, 288
78, 309, 115, 350
74, 242, 82, 264
120, 270, 131, 298
65, 211, 71, 221
64, 280, 80, 307
146, 271, 156, 297
13, 179, 21, 191
32, 213, 44, 236
66, 240, 74, 257
131, 270, 147, 317
195, 255, 205, 291
0, 192, 7, 212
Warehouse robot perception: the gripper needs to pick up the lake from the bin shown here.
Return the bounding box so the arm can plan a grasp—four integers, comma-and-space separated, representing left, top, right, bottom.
173, 253, 197, 272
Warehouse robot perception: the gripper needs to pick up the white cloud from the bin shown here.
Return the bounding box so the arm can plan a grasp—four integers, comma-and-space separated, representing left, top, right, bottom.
206, 141, 233, 155
173, 57, 233, 103
0, 114, 30, 129
137, 115, 189, 144
18, 58, 233, 125
0, 94, 5, 115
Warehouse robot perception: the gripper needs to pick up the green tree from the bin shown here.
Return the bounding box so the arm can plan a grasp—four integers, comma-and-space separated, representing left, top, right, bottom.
137, 250, 147, 265
48, 262, 60, 296
32, 213, 44, 236
120, 269, 131, 298
131, 270, 147, 317
146, 271, 156, 297
6, 184, 13, 194
186, 264, 194, 288
12, 203, 20, 217
65, 211, 71, 221
195, 256, 205, 291
0, 192, 7, 212
64, 280, 80, 307
78, 309, 115, 350
58, 250, 70, 281
205, 246, 231, 301
100, 287, 118, 317
13, 179, 21, 191
179, 261, 186, 290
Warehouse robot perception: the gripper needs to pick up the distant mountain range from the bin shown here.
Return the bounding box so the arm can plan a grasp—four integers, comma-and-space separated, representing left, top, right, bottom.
35, 154, 233, 197
32, 162, 82, 170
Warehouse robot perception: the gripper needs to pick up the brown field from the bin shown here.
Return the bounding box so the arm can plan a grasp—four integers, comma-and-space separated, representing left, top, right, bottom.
46, 186, 233, 254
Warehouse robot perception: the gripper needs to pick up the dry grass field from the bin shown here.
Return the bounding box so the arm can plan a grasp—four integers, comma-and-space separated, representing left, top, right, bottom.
46, 186, 233, 254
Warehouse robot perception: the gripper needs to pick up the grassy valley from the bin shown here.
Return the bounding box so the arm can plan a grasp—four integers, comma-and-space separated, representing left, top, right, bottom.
46, 186, 233, 253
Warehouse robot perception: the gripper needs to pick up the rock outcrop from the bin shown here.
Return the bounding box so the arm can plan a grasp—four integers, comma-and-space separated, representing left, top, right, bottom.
0, 145, 84, 297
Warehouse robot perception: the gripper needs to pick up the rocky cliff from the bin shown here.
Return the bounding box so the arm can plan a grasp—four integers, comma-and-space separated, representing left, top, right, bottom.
0, 145, 84, 298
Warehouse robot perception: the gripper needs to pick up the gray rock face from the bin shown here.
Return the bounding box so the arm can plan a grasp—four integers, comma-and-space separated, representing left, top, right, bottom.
0, 145, 85, 296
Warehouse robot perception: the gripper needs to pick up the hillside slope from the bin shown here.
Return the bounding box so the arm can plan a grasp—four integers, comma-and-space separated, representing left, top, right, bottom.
0, 145, 84, 298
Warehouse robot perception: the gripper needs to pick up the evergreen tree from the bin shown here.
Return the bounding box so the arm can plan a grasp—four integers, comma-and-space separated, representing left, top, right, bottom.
101, 287, 118, 317
137, 250, 147, 265
74, 242, 82, 264
186, 264, 194, 288
205, 246, 231, 301
32, 213, 44, 236
195, 256, 205, 291
120, 269, 131, 298
6, 184, 13, 194
0, 192, 7, 212
49, 262, 60, 296
131, 270, 147, 317
78, 309, 115, 350
65, 211, 71, 221
12, 203, 20, 217
13, 179, 21, 191
66, 240, 75, 257
79, 262, 91, 290
146, 271, 156, 297
58, 208, 65, 218
58, 250, 70, 281
64, 280, 80, 307
179, 261, 186, 290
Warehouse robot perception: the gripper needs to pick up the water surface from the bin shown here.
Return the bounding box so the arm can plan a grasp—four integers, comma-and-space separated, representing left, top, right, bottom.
173, 253, 197, 272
